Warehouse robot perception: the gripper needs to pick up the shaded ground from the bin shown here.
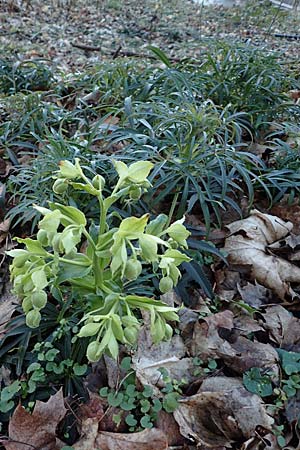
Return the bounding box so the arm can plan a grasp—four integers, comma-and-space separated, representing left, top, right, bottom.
0, 0, 299, 71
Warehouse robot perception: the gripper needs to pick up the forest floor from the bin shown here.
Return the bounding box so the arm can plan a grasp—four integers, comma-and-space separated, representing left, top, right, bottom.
0, 0, 299, 70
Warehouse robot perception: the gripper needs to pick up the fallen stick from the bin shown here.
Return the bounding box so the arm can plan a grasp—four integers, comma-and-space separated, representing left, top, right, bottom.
274, 33, 300, 39
71, 42, 101, 51
71, 42, 182, 62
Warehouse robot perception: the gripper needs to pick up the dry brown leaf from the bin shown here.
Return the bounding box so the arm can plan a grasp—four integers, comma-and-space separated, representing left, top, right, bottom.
72, 418, 98, 449
3, 389, 67, 450
237, 281, 270, 308
96, 428, 168, 450
189, 310, 234, 359
132, 330, 194, 392
178, 308, 199, 340
174, 377, 273, 447
217, 336, 279, 376
155, 410, 185, 447
0, 219, 10, 245
242, 434, 280, 450
78, 391, 127, 433
0, 158, 11, 177
247, 143, 269, 157
288, 89, 300, 101
223, 210, 300, 299
260, 305, 300, 351
271, 202, 300, 235
0, 293, 18, 339
226, 210, 292, 243
190, 310, 278, 375
285, 391, 300, 425
233, 310, 264, 335
73, 418, 168, 450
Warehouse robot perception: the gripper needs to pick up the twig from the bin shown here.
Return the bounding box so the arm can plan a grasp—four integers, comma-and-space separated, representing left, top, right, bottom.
71, 42, 182, 62
265, 0, 285, 37
112, 45, 122, 60
274, 33, 300, 39
71, 42, 101, 51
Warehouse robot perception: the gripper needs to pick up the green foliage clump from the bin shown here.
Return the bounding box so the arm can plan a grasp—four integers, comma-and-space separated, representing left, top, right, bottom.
7, 159, 190, 362
0, 60, 53, 94
243, 349, 300, 448
99, 359, 185, 432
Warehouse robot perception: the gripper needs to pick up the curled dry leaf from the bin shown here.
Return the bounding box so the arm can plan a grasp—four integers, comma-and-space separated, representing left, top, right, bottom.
189, 310, 234, 360
217, 336, 279, 377
237, 281, 271, 308
174, 377, 274, 447
155, 410, 185, 447
0, 218, 10, 245
190, 310, 279, 376
73, 418, 168, 450
132, 330, 194, 392
0, 293, 18, 339
3, 389, 66, 450
223, 210, 300, 299
242, 434, 280, 450
260, 305, 300, 351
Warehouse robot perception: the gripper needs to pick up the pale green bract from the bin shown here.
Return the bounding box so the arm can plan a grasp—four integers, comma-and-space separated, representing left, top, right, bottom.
7, 159, 191, 362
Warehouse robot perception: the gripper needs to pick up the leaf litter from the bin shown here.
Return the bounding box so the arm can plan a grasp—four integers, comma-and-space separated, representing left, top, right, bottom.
1, 389, 66, 450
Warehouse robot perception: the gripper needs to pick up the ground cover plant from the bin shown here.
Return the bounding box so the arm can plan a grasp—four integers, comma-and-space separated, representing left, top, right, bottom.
1, 0, 300, 449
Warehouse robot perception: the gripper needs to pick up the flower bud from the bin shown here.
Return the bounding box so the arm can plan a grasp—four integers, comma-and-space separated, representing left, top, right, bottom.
58, 160, 81, 179
161, 310, 178, 321
86, 341, 102, 362
31, 291, 47, 309
159, 276, 173, 294
124, 259, 142, 280
22, 297, 33, 314
92, 174, 105, 190
26, 309, 41, 328
53, 178, 68, 194
13, 254, 28, 268
164, 323, 173, 340
78, 322, 101, 337
129, 187, 142, 200
122, 315, 140, 329
37, 229, 49, 246
124, 326, 138, 345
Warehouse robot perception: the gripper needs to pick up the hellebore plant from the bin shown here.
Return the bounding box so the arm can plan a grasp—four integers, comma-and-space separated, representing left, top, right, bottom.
7, 159, 190, 362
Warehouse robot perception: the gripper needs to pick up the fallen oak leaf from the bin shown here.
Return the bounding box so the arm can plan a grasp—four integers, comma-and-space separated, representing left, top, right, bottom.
2, 389, 66, 450
259, 305, 300, 352
223, 210, 300, 299
96, 428, 168, 450
132, 329, 195, 393
73, 418, 168, 450
225, 209, 292, 244
190, 310, 279, 376
174, 377, 274, 447
216, 336, 279, 377
189, 310, 234, 360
